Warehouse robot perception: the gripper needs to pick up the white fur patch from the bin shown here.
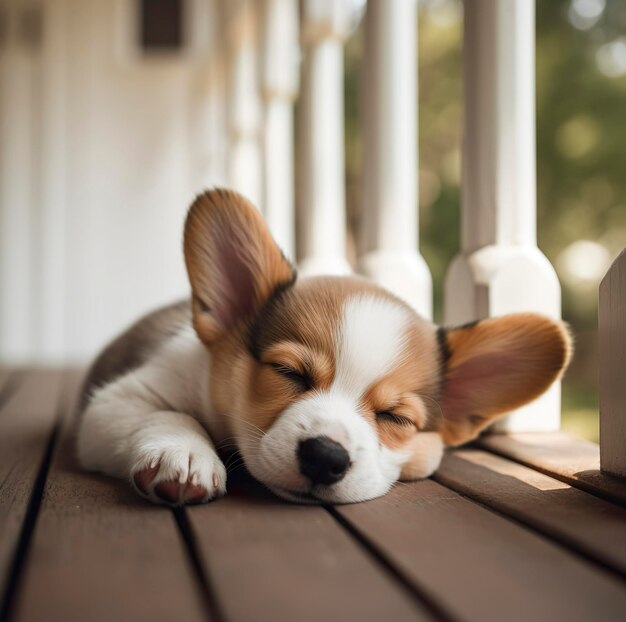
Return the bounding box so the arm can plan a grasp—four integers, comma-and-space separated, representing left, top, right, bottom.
77, 326, 227, 502
253, 390, 407, 503
334, 296, 411, 397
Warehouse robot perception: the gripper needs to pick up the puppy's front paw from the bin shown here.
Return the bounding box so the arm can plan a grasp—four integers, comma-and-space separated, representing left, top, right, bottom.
131, 446, 227, 506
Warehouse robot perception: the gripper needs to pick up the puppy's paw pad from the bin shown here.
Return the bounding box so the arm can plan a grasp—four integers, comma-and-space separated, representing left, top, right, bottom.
131, 450, 226, 506
133, 464, 160, 494
185, 482, 210, 504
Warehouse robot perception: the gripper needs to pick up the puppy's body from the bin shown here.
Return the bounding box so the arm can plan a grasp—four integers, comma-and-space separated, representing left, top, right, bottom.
77, 278, 444, 504
77, 189, 571, 505
77, 303, 228, 503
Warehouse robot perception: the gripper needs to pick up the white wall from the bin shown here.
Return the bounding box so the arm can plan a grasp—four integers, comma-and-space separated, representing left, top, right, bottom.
0, 0, 221, 364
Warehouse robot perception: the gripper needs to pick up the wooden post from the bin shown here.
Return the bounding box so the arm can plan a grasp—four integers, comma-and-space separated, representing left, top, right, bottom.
259, 0, 299, 259
358, 0, 432, 320
444, 0, 562, 432
226, 0, 263, 209
298, 0, 351, 276
599, 248, 626, 478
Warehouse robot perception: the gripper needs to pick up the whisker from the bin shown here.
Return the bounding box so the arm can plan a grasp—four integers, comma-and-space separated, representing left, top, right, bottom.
216, 412, 268, 437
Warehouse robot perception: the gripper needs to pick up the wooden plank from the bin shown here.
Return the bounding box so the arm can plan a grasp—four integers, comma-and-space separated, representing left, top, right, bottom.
12, 370, 210, 622
435, 449, 626, 576
0, 368, 16, 400
186, 473, 431, 622
478, 432, 626, 506
0, 370, 64, 599
0, 369, 24, 414
336, 479, 626, 622
599, 246, 626, 477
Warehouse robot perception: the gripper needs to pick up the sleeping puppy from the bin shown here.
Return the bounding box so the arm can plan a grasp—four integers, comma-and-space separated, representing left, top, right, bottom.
76, 189, 571, 505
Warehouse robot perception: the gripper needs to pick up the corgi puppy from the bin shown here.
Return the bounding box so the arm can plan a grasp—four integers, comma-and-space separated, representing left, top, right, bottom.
76, 189, 571, 505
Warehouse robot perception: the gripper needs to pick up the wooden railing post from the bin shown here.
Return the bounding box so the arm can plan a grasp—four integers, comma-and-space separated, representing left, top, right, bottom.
226, 0, 263, 209
444, 0, 562, 432
599, 248, 626, 478
298, 0, 351, 276
358, 0, 432, 319
259, 0, 299, 259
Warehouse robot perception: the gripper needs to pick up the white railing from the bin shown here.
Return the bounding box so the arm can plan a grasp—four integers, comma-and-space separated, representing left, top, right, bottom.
444, 0, 562, 432
359, 0, 432, 320
0, 0, 624, 471
298, 0, 351, 275
226, 0, 263, 210
224, 0, 562, 433
260, 0, 299, 258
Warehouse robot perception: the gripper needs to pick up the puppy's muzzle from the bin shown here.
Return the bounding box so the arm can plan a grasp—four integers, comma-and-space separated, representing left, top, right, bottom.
297, 436, 351, 486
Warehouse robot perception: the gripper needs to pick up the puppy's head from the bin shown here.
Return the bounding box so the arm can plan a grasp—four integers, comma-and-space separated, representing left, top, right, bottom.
184, 189, 571, 503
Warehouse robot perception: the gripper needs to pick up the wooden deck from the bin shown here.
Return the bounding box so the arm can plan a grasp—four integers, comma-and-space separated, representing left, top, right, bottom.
1, 369, 625, 622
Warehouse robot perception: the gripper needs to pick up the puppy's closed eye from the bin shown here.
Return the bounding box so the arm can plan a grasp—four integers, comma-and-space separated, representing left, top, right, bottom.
271, 364, 312, 392
375, 410, 414, 428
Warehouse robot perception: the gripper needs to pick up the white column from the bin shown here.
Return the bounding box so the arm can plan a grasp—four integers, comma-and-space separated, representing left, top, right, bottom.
195, 61, 227, 188
192, 1, 228, 189
259, 0, 299, 259
599, 248, 626, 478
226, 0, 263, 209
443, 0, 562, 432
37, 0, 68, 361
0, 0, 37, 363
298, 0, 351, 276
358, 0, 432, 319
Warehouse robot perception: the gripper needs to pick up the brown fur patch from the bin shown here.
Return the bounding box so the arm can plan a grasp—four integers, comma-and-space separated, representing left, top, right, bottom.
212, 275, 443, 439
439, 313, 572, 446
360, 320, 441, 450
260, 342, 335, 391
184, 189, 296, 344
213, 277, 378, 433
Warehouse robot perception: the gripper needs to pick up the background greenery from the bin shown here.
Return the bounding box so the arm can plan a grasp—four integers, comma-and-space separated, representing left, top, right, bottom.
341, 0, 626, 441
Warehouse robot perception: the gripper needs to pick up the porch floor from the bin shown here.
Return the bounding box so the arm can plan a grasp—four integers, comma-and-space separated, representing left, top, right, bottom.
1, 369, 625, 622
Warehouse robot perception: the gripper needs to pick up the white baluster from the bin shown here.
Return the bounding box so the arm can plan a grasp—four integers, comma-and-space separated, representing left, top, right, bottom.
444, 0, 562, 432
599, 248, 626, 478
0, 0, 36, 362
259, 0, 299, 259
226, 0, 263, 209
38, 0, 68, 361
193, 1, 228, 189
358, 0, 432, 319
198, 61, 227, 187
298, 0, 351, 276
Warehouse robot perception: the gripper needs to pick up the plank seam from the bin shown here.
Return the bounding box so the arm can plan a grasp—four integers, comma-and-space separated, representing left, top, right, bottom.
173, 507, 226, 622
477, 441, 626, 508
0, 422, 60, 622
325, 506, 455, 622
432, 472, 626, 583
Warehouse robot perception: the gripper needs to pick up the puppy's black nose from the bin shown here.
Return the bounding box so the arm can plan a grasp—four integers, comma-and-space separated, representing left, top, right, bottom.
298, 436, 351, 486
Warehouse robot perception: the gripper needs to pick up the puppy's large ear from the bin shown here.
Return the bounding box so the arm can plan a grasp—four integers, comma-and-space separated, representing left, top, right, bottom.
184, 189, 295, 343
438, 314, 571, 446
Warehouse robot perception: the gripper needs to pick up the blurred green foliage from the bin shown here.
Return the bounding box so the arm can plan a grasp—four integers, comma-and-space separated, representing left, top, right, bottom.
342, 0, 626, 441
